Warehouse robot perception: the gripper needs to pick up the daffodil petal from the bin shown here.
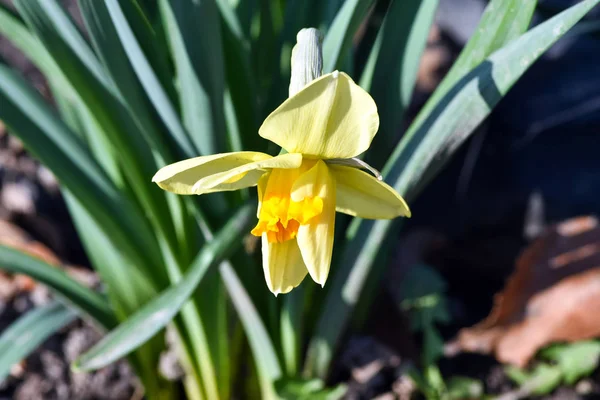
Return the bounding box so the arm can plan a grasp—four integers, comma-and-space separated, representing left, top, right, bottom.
192, 153, 302, 194
262, 236, 307, 295
259, 71, 379, 159
292, 161, 336, 286
152, 151, 273, 194
329, 165, 411, 219
256, 172, 270, 218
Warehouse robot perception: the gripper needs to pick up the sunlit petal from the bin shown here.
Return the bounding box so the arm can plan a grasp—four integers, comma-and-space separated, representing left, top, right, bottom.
330, 165, 411, 219
262, 236, 308, 295
292, 161, 335, 286
259, 71, 379, 159
192, 153, 303, 194
256, 172, 270, 217
152, 151, 273, 194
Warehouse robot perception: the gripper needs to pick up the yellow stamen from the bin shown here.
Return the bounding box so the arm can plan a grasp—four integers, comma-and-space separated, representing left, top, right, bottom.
251, 167, 323, 243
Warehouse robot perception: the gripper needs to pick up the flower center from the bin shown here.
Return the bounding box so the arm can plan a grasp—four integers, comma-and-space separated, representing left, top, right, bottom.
251, 168, 323, 243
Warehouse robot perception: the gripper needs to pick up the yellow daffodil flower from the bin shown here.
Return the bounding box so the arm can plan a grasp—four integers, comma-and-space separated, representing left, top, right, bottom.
152, 71, 410, 295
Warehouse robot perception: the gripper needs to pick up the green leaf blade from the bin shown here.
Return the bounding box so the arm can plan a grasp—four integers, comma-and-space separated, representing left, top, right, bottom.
220, 263, 282, 400
322, 0, 374, 73
159, 0, 228, 156
0, 245, 115, 329
103, 0, 196, 159
360, 0, 439, 167
0, 302, 78, 382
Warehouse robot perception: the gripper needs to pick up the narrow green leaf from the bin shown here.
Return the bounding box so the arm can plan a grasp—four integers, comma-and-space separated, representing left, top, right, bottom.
253, 0, 278, 96
280, 286, 305, 376
307, 0, 600, 378
360, 0, 439, 167
263, 0, 322, 115
121, 0, 179, 104
158, 0, 228, 156
102, 0, 196, 159
322, 0, 374, 73
231, 0, 257, 38
0, 245, 115, 328
18, 0, 109, 87
0, 4, 72, 97
320, 0, 344, 29
217, 0, 261, 151
416, 0, 538, 133
74, 204, 254, 371
78, 0, 179, 162
52, 86, 126, 186
0, 302, 77, 382
220, 263, 282, 400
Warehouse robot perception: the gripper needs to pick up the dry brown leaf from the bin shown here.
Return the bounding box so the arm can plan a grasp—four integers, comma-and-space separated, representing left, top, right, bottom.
0, 219, 60, 265
496, 268, 600, 366
0, 219, 96, 298
447, 216, 600, 367
0, 220, 59, 296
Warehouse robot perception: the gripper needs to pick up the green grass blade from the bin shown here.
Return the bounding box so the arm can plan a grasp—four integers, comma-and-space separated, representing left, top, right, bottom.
158, 0, 228, 156
306, 0, 599, 378
231, 0, 257, 38
217, 0, 261, 151
0, 4, 72, 98
320, 0, 344, 28
52, 86, 126, 186
74, 204, 254, 371
17, 0, 109, 87
102, 0, 197, 159
78, 0, 180, 162
280, 286, 305, 376
0, 302, 78, 382
0, 245, 115, 329
419, 0, 538, 124
253, 0, 278, 95
322, 0, 374, 73
220, 263, 282, 400
122, 0, 179, 98
360, 0, 439, 167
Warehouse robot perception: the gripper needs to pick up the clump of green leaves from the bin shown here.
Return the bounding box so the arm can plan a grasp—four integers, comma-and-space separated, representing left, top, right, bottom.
506, 341, 600, 396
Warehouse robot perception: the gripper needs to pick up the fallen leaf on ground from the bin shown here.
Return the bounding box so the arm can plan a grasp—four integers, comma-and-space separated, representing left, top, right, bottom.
0, 219, 97, 298
446, 216, 600, 367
